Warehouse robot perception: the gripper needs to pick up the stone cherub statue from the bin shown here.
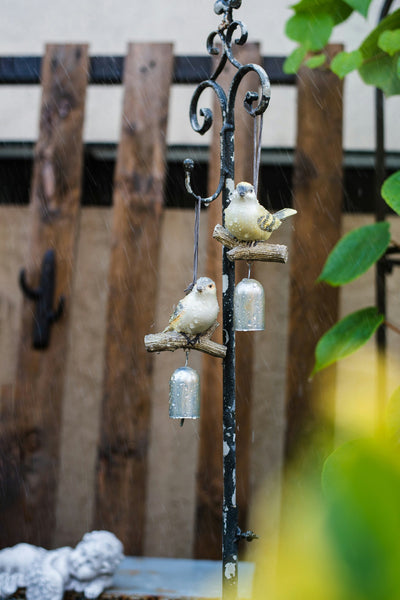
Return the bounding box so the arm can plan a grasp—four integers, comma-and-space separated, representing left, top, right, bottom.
0, 530, 123, 600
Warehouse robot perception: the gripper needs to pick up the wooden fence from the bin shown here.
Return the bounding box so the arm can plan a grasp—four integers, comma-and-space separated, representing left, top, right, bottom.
0, 42, 343, 557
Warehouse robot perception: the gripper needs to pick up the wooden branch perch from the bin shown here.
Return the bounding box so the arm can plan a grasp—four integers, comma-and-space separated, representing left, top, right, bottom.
144, 321, 226, 358
213, 224, 288, 263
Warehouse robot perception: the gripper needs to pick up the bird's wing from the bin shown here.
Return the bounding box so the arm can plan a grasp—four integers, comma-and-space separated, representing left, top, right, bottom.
256, 205, 276, 232
257, 207, 297, 233
164, 299, 186, 331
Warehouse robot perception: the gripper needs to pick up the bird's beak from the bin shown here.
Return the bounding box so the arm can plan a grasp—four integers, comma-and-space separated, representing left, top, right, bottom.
196, 283, 204, 292
237, 184, 247, 197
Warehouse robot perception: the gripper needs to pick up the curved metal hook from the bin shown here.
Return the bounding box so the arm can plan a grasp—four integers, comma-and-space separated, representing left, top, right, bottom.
183, 158, 226, 206
224, 21, 248, 69
207, 31, 228, 81
19, 269, 40, 300
185, 79, 229, 204
189, 79, 227, 135
19, 249, 64, 349
207, 20, 248, 81
228, 63, 271, 119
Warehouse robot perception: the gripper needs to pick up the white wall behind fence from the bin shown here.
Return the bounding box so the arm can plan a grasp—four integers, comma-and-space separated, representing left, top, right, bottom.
0, 0, 400, 151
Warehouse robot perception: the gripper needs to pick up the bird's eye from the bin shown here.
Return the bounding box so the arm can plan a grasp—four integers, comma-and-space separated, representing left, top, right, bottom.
208, 284, 213, 288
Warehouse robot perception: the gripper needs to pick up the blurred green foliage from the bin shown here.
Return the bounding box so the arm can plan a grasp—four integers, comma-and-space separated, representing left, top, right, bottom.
252, 389, 400, 598
322, 438, 400, 600
284, 0, 400, 97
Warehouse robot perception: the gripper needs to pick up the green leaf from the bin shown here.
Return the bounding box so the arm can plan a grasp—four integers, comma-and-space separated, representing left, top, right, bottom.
360, 52, 400, 95
292, 0, 353, 25
322, 439, 400, 600
283, 46, 308, 74
312, 307, 383, 375
360, 10, 400, 56
382, 171, 400, 215
305, 53, 326, 68
359, 9, 400, 96
331, 49, 363, 77
285, 12, 334, 51
342, 0, 372, 18
378, 29, 400, 56
318, 222, 390, 286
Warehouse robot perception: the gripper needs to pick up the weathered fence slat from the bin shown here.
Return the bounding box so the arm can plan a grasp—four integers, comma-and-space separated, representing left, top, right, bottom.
93, 43, 174, 555
194, 43, 261, 559
284, 44, 344, 463
0, 44, 89, 547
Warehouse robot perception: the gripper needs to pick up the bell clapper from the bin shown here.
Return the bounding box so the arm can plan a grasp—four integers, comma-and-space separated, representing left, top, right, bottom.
180, 350, 191, 426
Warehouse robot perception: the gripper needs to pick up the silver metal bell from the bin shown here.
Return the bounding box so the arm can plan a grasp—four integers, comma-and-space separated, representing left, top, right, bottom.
234, 277, 265, 331
169, 366, 200, 419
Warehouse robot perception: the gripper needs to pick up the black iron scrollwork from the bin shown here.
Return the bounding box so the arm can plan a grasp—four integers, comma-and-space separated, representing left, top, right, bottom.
183, 0, 271, 204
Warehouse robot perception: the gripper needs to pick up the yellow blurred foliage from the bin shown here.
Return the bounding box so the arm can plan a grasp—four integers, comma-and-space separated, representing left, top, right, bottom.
248, 347, 400, 600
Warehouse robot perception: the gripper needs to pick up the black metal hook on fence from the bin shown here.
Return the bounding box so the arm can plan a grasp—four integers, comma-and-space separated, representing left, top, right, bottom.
19, 249, 64, 350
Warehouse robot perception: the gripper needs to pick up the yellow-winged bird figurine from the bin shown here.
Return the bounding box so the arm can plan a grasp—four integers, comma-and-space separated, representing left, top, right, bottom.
224, 181, 297, 242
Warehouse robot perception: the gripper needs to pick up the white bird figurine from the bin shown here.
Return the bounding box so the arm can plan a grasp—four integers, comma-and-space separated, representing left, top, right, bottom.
163, 277, 219, 338
224, 181, 297, 242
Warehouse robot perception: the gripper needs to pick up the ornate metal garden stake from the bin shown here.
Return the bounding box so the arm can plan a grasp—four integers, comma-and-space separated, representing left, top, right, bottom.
183, 2, 270, 596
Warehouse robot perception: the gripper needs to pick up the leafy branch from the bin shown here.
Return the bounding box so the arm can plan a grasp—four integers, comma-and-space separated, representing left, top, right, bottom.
283, 1, 400, 374
284, 1, 400, 97
312, 172, 400, 374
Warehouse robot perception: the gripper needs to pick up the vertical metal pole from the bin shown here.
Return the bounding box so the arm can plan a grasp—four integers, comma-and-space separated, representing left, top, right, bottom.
375, 83, 386, 348
221, 124, 238, 598
375, 0, 394, 347
183, 7, 270, 598
375, 0, 394, 426
375, 85, 387, 428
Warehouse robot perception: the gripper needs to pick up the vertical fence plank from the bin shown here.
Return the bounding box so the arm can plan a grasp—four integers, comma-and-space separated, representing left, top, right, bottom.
194, 44, 260, 559
284, 45, 344, 463
93, 43, 174, 555
0, 385, 20, 547
0, 44, 88, 547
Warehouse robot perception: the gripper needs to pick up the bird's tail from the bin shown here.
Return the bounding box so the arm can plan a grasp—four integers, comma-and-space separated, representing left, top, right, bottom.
273, 208, 297, 222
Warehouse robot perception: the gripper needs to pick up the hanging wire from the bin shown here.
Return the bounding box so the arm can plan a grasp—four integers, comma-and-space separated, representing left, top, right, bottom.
253, 112, 263, 195
185, 197, 201, 294
247, 114, 263, 285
